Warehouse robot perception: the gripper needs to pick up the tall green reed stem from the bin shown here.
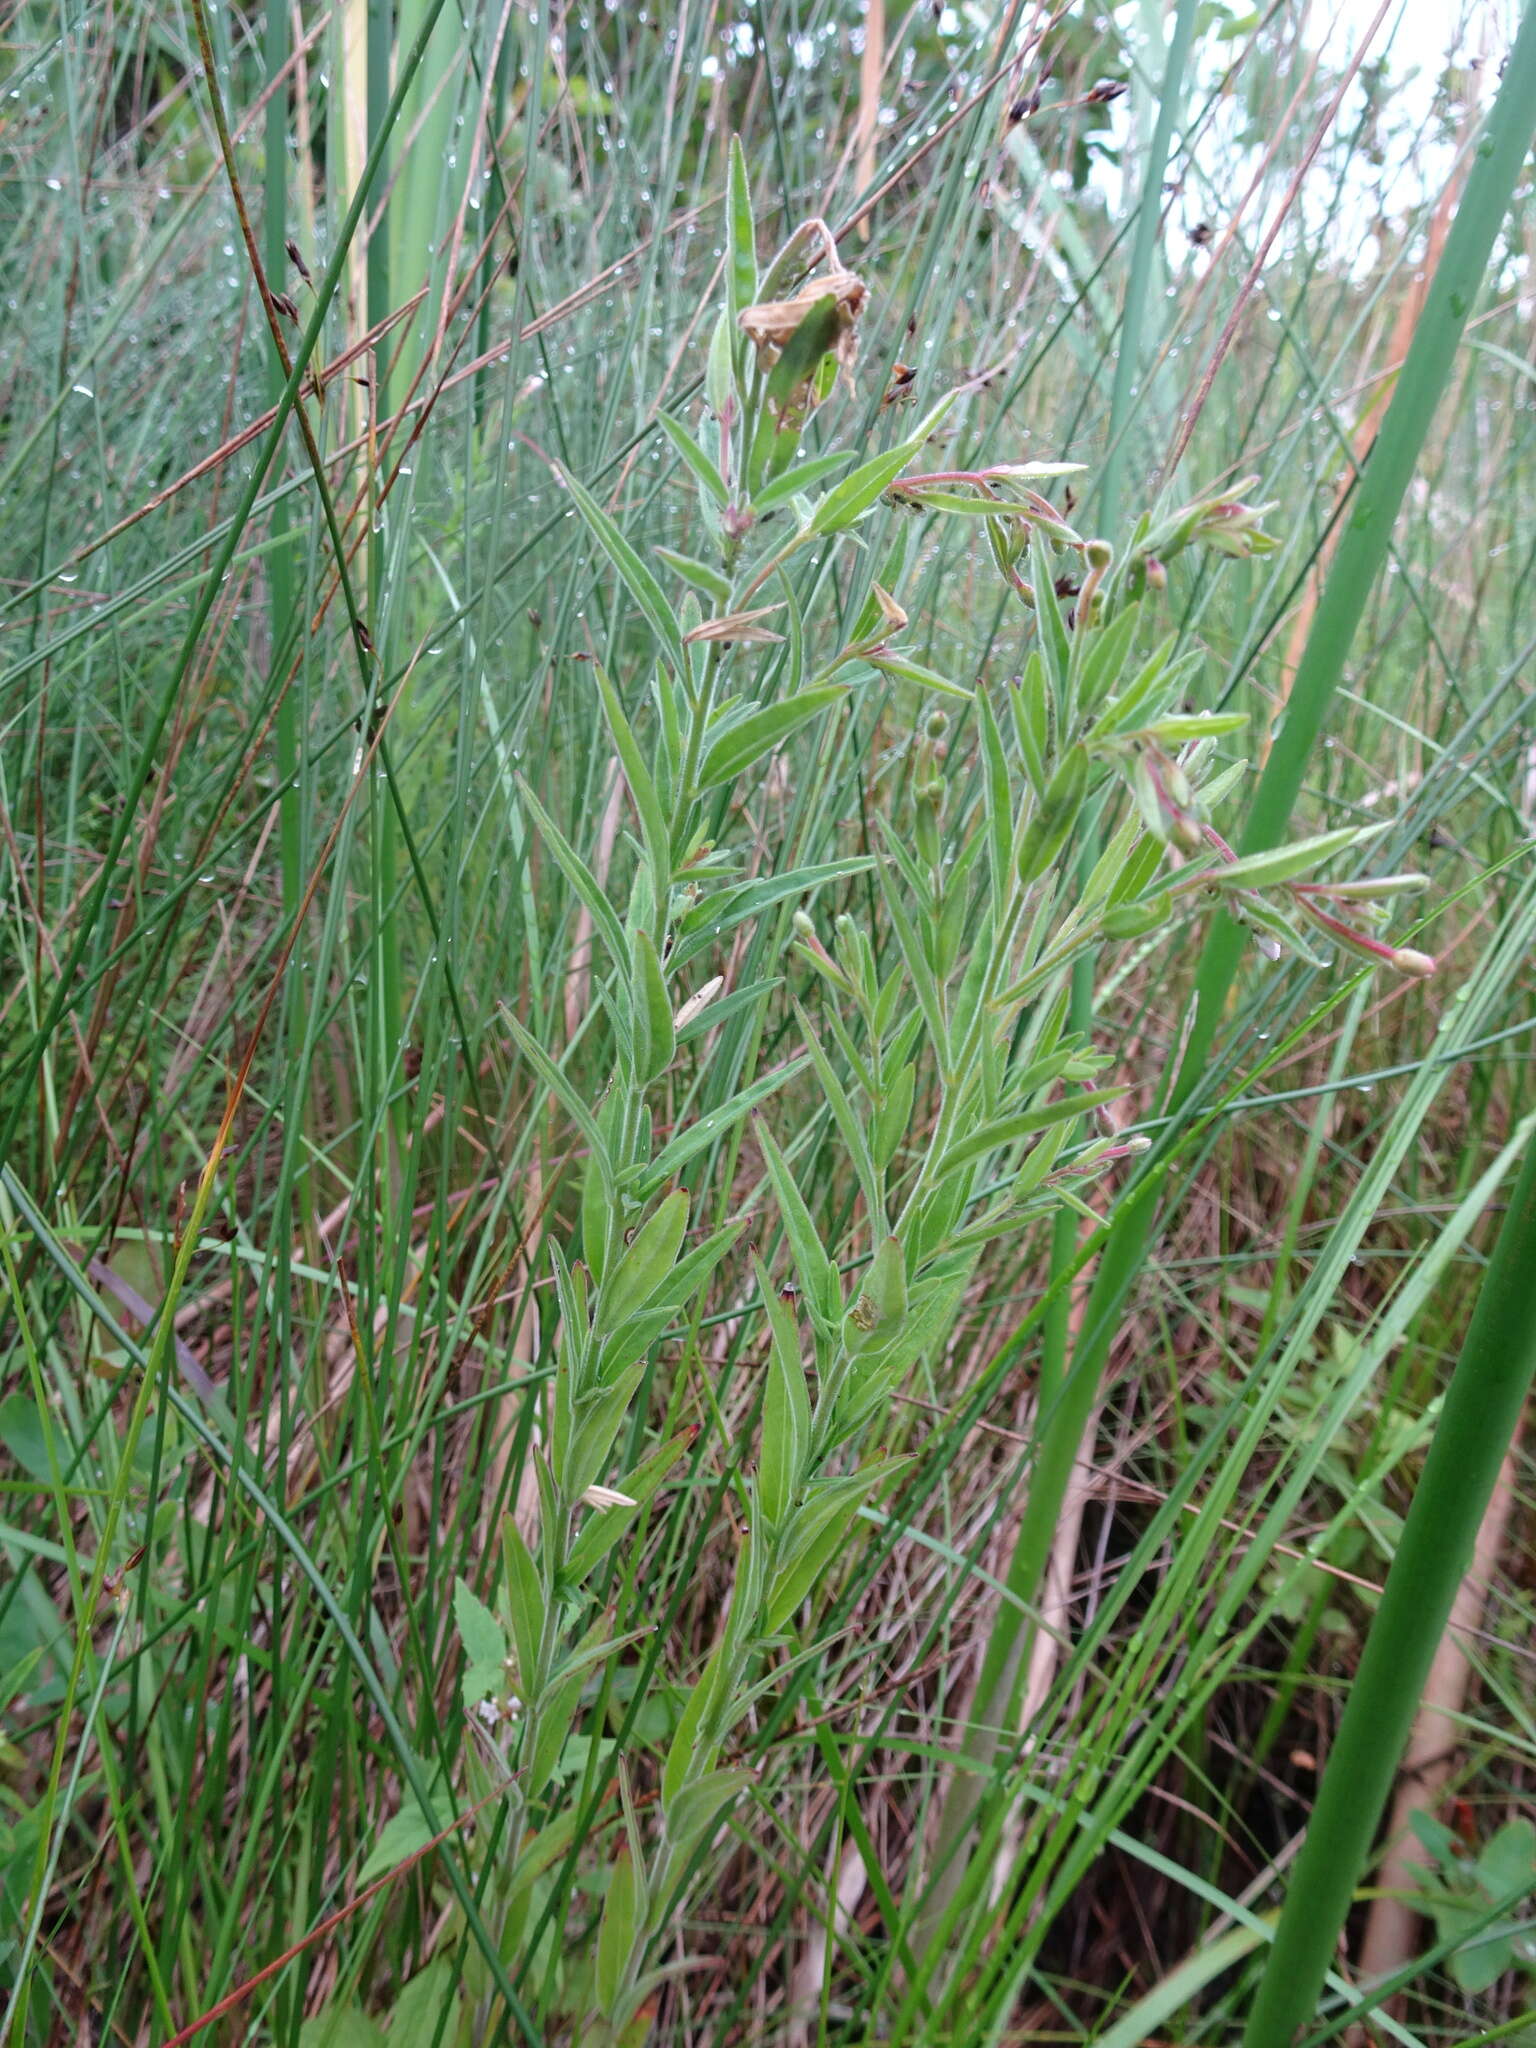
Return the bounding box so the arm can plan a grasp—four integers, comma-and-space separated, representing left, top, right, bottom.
1242, 1132, 1536, 2046
263, 0, 298, 921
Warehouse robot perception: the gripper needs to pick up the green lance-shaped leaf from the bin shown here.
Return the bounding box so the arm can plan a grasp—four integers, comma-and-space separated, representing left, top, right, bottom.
556, 464, 686, 680
747, 298, 845, 490
1234, 889, 1328, 967
595, 1847, 643, 2018
603, 1188, 690, 1330
1016, 744, 1089, 885
525, 1668, 588, 1805
763, 1468, 887, 1633
630, 926, 674, 1085
644, 1216, 747, 1316
592, 662, 671, 932
808, 441, 927, 538
696, 685, 848, 792
726, 133, 757, 319
663, 1767, 755, 1864
842, 1235, 907, 1356
564, 1357, 650, 1499
582, 1092, 621, 1286
706, 305, 735, 419
975, 686, 1014, 905
754, 1120, 842, 1330
628, 1057, 810, 1197
793, 1007, 882, 1226
765, 296, 843, 413
1029, 528, 1071, 694
515, 775, 627, 979
1072, 599, 1142, 715
1122, 710, 1248, 746
752, 449, 856, 512
592, 1304, 681, 1389
864, 653, 973, 700
873, 1061, 916, 1173
502, 1010, 614, 1196
756, 1255, 811, 1528
663, 1637, 731, 1809
932, 1086, 1126, 1182
1085, 633, 1184, 742
656, 543, 732, 603
562, 1429, 694, 1586
498, 1518, 546, 1691
1203, 820, 1386, 892
668, 855, 874, 972
1011, 653, 1050, 797
657, 410, 729, 508
1101, 892, 1174, 942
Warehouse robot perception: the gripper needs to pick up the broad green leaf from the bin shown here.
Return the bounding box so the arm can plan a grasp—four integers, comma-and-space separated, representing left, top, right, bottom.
298, 2011, 387, 2048
453, 1577, 507, 1707
356, 1805, 437, 1888
391, 1961, 460, 2044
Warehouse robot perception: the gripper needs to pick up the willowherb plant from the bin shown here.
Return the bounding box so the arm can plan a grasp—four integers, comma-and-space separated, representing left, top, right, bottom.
402, 142, 1434, 2046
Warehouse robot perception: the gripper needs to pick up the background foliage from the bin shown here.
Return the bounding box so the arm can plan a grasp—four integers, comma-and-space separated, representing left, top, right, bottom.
2, 1, 1534, 2044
